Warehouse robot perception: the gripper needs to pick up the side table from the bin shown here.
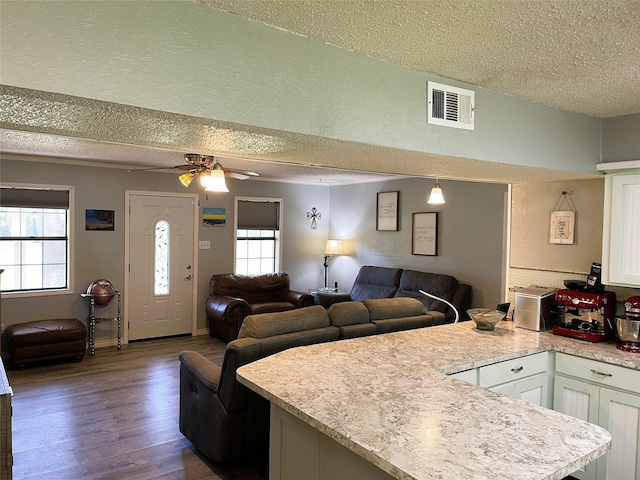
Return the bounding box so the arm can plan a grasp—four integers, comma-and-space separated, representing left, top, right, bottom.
81, 291, 122, 356
308, 289, 351, 308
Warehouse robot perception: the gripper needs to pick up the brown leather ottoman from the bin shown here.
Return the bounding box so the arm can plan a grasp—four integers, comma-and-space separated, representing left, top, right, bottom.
5, 318, 87, 368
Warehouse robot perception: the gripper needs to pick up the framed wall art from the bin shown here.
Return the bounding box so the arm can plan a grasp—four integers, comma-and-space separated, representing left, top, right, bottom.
549, 210, 575, 244
376, 191, 399, 231
412, 212, 438, 255
85, 209, 115, 231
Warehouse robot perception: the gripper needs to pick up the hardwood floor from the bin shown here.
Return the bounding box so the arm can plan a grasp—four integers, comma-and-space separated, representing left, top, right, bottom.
5, 335, 265, 480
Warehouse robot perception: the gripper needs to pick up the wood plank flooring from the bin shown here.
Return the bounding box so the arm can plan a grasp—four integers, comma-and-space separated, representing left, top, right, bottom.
5, 335, 265, 480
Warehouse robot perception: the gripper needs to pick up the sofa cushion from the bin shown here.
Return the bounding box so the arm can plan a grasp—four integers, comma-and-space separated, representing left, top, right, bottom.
350, 266, 402, 301
250, 302, 296, 315
238, 305, 329, 339
338, 323, 377, 338
363, 298, 424, 320
328, 301, 370, 327
395, 270, 459, 313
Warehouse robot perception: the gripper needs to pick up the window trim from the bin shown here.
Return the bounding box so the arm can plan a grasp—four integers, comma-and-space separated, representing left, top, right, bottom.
0, 182, 74, 298
234, 196, 283, 274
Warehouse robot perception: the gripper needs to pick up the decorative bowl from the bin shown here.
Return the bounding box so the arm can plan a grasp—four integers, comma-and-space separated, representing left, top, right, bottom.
467, 308, 506, 331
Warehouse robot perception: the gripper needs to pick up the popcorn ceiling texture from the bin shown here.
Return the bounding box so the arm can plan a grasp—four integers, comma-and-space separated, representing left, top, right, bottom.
203, 0, 640, 118
0, 1, 627, 183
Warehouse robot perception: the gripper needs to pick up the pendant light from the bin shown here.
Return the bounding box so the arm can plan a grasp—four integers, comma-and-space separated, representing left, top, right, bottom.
428, 179, 445, 204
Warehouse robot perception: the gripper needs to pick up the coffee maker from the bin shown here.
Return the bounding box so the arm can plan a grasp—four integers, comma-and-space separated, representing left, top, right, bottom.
553, 289, 616, 342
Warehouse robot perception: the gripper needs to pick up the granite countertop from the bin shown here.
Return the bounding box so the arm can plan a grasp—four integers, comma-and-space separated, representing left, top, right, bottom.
237, 321, 640, 480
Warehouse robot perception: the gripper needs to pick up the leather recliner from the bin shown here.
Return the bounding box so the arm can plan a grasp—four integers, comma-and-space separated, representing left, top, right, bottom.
315, 265, 473, 322
205, 272, 314, 341
179, 306, 339, 464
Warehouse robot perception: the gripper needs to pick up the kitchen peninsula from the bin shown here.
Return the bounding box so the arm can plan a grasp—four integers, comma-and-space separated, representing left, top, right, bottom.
237, 320, 640, 480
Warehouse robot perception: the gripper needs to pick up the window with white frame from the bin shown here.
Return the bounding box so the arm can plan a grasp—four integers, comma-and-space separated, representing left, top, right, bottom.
235, 198, 281, 275
0, 185, 72, 294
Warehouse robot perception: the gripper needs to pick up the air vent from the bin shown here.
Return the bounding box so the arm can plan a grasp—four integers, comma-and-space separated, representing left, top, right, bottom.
427, 81, 475, 130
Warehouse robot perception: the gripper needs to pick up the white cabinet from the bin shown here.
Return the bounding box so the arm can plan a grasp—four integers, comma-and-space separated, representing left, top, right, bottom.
602, 172, 640, 287
448, 368, 477, 384
478, 352, 550, 408
554, 353, 640, 480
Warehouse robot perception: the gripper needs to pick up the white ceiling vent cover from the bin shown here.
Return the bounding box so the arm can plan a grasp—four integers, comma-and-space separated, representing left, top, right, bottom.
427, 82, 475, 130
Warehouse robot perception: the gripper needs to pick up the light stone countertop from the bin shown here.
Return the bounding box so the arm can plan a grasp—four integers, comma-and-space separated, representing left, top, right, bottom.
237, 320, 640, 480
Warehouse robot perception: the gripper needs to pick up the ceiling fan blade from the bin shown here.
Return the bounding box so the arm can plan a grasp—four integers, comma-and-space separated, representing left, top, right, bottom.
224, 171, 250, 180
128, 166, 176, 172
224, 167, 259, 177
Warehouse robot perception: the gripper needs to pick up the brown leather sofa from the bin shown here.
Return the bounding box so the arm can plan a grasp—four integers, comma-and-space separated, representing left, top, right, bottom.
205, 272, 315, 342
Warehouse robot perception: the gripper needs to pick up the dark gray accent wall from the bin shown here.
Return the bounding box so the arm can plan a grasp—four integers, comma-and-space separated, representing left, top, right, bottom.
327, 178, 508, 309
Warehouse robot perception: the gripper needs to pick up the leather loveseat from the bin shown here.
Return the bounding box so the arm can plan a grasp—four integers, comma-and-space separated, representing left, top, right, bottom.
205, 272, 315, 341
316, 265, 473, 321
178, 297, 447, 465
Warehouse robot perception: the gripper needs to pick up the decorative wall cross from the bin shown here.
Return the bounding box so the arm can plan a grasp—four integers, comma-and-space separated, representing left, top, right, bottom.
307, 207, 321, 230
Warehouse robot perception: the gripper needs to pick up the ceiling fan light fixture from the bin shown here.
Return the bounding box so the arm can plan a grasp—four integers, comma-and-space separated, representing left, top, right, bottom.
201, 168, 229, 192
178, 171, 195, 187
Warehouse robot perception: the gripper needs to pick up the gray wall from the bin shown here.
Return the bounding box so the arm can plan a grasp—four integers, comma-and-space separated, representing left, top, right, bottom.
328, 178, 508, 309
602, 113, 640, 162
1, 159, 507, 344
0, 158, 330, 342
2, 1, 601, 174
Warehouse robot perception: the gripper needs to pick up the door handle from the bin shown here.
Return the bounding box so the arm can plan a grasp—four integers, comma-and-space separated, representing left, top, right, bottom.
185, 274, 192, 280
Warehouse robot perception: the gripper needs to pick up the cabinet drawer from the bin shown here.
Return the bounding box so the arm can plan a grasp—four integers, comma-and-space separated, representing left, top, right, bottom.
478, 352, 548, 388
555, 353, 640, 394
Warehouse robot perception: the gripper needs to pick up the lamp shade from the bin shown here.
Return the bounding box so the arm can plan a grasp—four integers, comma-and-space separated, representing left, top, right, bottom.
324, 239, 344, 255
428, 181, 445, 204
201, 169, 229, 192
178, 171, 195, 187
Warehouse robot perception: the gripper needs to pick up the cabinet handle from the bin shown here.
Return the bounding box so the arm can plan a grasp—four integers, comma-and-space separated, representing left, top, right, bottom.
590, 369, 613, 377
511, 366, 524, 373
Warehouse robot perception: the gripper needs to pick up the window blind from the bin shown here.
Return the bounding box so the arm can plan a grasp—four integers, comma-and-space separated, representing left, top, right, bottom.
237, 200, 279, 229
0, 187, 69, 208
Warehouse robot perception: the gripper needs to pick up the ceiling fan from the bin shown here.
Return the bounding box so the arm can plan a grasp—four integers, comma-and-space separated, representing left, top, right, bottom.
136, 154, 259, 192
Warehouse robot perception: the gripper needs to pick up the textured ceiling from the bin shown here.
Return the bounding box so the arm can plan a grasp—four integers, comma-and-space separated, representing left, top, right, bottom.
2, 1, 637, 185
202, 0, 640, 118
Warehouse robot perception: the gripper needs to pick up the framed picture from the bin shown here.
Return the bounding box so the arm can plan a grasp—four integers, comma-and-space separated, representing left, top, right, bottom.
85, 209, 115, 231
376, 191, 399, 231
549, 210, 575, 244
203, 207, 226, 227
412, 212, 438, 255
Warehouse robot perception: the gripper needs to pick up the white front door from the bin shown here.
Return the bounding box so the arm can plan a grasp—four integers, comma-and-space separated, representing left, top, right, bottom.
127, 193, 196, 341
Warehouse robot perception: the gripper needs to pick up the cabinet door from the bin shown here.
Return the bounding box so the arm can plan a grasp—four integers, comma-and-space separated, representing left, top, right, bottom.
491, 373, 549, 408
603, 173, 640, 287
553, 375, 600, 480
597, 388, 640, 480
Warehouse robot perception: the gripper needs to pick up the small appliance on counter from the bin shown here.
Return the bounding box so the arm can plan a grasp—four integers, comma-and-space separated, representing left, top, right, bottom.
553, 289, 616, 342
514, 286, 557, 331
616, 296, 640, 352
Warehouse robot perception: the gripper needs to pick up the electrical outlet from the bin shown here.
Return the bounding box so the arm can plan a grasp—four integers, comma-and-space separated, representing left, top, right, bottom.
199, 240, 211, 249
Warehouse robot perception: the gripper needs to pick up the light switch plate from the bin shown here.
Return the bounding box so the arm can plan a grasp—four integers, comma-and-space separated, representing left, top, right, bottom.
199, 240, 211, 249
